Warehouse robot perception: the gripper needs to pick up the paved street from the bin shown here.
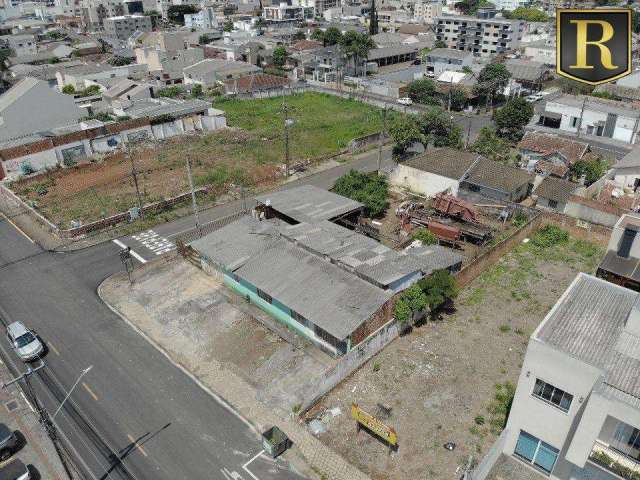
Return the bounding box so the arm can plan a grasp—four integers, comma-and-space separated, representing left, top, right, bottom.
0, 146, 402, 479
0, 214, 306, 480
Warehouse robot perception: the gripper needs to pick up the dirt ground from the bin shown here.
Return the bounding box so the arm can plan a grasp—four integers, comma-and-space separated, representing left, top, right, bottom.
102, 257, 335, 411
306, 230, 604, 480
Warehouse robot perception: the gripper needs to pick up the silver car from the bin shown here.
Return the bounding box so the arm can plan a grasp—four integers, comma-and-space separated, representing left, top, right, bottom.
6, 322, 43, 362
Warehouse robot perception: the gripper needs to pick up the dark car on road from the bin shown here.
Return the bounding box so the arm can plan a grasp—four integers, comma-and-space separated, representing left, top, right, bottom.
0, 459, 30, 480
0, 423, 19, 460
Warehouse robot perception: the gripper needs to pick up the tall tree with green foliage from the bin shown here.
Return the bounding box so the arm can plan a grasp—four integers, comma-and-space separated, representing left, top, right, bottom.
503, 7, 549, 21
167, 4, 198, 24
388, 114, 422, 154
340, 31, 375, 76
407, 78, 439, 105
471, 127, 511, 163
473, 62, 511, 102
332, 169, 388, 216
369, 0, 379, 35
493, 97, 534, 141
434, 39, 447, 49
417, 107, 463, 148
570, 157, 609, 186
417, 269, 458, 313
223, 19, 234, 32
293, 30, 306, 41
449, 88, 467, 111
272, 46, 288, 67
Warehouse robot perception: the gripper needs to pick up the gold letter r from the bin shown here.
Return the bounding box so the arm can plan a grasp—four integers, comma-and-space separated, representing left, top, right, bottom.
569, 19, 617, 70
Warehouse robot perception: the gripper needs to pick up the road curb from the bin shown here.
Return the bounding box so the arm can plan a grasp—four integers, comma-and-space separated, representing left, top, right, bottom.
96, 273, 262, 437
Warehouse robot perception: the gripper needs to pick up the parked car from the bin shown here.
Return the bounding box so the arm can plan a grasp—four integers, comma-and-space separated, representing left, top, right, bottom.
6, 322, 43, 362
0, 424, 19, 460
397, 97, 413, 106
0, 459, 30, 480
525, 93, 544, 103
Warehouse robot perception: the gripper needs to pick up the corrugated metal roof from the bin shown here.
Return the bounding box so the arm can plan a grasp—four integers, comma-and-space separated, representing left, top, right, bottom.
537, 273, 640, 400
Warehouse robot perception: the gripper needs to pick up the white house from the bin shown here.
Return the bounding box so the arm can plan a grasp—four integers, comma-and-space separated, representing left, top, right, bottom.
613, 146, 640, 191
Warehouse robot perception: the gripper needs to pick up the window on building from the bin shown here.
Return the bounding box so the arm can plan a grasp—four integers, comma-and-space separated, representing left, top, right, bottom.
532, 379, 573, 412
618, 228, 637, 258
256, 288, 272, 304
514, 431, 559, 474
291, 310, 310, 328
314, 324, 342, 349
548, 199, 558, 209
611, 422, 640, 461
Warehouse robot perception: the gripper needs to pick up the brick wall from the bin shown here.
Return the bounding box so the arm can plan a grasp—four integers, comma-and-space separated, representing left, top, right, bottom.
541, 212, 611, 247
351, 298, 395, 347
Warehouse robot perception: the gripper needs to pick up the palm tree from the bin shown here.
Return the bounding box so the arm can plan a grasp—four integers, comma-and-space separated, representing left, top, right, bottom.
340, 31, 375, 77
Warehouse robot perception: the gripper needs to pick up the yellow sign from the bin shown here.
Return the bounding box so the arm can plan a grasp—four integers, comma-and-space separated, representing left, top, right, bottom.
351, 403, 398, 447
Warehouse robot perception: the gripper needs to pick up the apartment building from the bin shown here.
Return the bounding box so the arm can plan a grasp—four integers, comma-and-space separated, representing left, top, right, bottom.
414, 0, 442, 24
434, 14, 524, 56
103, 14, 152, 40
538, 95, 640, 145
498, 272, 640, 480
263, 2, 315, 22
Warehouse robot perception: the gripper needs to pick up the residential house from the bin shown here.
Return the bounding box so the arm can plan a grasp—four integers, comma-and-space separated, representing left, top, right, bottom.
504, 59, 548, 96
613, 146, 640, 192
55, 62, 149, 90
533, 176, 580, 213
389, 148, 480, 197
102, 78, 154, 104
223, 73, 289, 94
0, 77, 85, 144
434, 14, 525, 56
523, 39, 556, 67
366, 44, 419, 70
425, 48, 473, 76
537, 95, 640, 145
189, 185, 463, 356
517, 132, 590, 179
3, 33, 37, 57
597, 213, 640, 291
135, 47, 204, 85
493, 272, 640, 480
414, 0, 443, 23
461, 157, 534, 202
184, 7, 218, 30
183, 59, 261, 88
371, 32, 421, 47
262, 2, 314, 22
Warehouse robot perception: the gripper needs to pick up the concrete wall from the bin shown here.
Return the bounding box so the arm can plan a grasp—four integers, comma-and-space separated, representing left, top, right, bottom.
564, 200, 620, 228
389, 163, 459, 197
614, 166, 640, 190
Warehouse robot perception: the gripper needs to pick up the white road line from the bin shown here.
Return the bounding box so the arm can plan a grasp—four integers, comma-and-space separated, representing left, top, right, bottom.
126, 434, 148, 457
112, 239, 147, 264
20, 391, 35, 413
242, 450, 264, 480
0, 212, 35, 243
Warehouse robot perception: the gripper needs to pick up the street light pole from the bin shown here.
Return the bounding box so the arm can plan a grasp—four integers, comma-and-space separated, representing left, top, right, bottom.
52, 365, 92, 420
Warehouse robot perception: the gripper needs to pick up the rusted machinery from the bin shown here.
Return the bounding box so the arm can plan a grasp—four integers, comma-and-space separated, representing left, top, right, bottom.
432, 192, 479, 224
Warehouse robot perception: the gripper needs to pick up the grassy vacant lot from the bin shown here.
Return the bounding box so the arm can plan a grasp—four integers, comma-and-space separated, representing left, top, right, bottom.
308, 227, 604, 480
11, 93, 383, 227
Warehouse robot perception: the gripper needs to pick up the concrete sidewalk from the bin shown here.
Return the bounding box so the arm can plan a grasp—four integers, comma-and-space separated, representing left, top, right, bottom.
0, 359, 69, 480
98, 257, 371, 480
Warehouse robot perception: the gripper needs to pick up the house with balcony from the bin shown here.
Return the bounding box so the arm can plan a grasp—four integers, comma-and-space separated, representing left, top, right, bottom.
493, 272, 640, 480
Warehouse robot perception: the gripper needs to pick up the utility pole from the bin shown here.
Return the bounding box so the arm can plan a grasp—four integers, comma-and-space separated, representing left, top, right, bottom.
576, 97, 586, 138
282, 93, 294, 177
377, 105, 387, 174
2, 361, 45, 389
465, 117, 472, 149
185, 154, 200, 231
129, 153, 143, 214
52, 365, 92, 420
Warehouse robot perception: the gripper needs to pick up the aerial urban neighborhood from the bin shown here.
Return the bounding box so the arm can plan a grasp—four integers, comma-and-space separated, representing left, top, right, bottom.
0, 0, 640, 479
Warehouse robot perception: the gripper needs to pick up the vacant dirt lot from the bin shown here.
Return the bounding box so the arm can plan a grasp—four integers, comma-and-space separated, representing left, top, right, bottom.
11, 93, 383, 227
307, 228, 604, 480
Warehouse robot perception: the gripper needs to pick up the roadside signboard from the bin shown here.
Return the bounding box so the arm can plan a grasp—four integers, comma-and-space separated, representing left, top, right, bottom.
351, 403, 398, 448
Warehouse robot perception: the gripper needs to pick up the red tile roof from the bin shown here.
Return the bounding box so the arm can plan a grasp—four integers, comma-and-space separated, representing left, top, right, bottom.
223, 74, 290, 93
517, 131, 589, 165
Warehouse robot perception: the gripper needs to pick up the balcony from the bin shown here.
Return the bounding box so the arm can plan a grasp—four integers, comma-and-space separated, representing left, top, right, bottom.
590, 440, 640, 480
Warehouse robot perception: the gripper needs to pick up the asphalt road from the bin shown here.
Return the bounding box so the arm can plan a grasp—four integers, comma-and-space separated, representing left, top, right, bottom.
0, 216, 305, 480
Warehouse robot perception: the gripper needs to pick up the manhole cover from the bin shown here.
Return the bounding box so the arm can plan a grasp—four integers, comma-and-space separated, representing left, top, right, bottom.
5, 400, 18, 412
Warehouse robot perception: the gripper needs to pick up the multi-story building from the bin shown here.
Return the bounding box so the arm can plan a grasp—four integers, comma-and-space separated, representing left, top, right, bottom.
262, 2, 315, 22
184, 7, 218, 30
540, 0, 594, 14
413, 0, 442, 23
297, 0, 340, 14
104, 14, 152, 40
81, 0, 126, 27
538, 95, 640, 145
496, 272, 640, 480
434, 14, 524, 56
491, 0, 527, 11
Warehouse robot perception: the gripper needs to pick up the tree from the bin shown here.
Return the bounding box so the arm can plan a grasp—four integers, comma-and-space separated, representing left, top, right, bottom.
411, 228, 438, 245
332, 170, 389, 217
311, 28, 324, 41
62, 84, 75, 94
434, 39, 447, 49
504, 7, 549, 22
272, 46, 288, 67
407, 78, 439, 105
167, 4, 198, 24
473, 62, 511, 102
388, 114, 422, 154
157, 85, 185, 98
417, 107, 462, 148
393, 298, 412, 326
369, 0, 379, 35
471, 127, 511, 163
191, 83, 203, 98
570, 156, 609, 186
198, 34, 212, 45
108, 56, 134, 66
449, 88, 467, 111
340, 31, 375, 76
493, 97, 534, 141
323, 26, 343, 46
417, 269, 457, 314
223, 19, 234, 32
393, 284, 428, 327
292, 30, 306, 41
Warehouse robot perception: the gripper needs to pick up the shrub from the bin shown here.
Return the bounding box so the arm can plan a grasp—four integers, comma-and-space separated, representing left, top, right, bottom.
63, 157, 78, 167
61, 84, 75, 94
332, 170, 388, 217
372, 360, 381, 372
474, 415, 485, 425
20, 162, 35, 175
531, 225, 569, 248
411, 228, 438, 245
498, 324, 511, 333
394, 298, 412, 326
512, 211, 528, 228
157, 86, 185, 98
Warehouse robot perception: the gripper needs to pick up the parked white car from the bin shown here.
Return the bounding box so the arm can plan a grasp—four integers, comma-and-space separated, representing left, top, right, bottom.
525, 93, 544, 103
397, 97, 413, 106
6, 322, 43, 362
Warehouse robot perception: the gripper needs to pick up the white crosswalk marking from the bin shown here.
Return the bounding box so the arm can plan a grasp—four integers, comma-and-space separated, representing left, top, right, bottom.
132, 229, 176, 256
